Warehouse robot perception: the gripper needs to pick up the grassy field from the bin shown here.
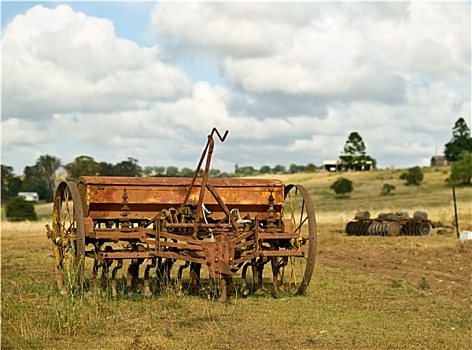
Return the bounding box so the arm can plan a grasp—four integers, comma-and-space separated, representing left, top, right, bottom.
1, 167, 471, 349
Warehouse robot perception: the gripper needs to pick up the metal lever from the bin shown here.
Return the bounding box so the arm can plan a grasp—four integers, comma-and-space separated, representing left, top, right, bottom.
210, 128, 229, 142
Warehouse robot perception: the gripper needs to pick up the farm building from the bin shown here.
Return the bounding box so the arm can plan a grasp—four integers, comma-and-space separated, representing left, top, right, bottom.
323, 160, 373, 172
18, 192, 39, 202
430, 155, 449, 167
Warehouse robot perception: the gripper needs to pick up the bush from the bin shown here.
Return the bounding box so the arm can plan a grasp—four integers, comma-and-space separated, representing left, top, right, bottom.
380, 183, 396, 196
5, 197, 37, 221
400, 166, 424, 186
448, 151, 472, 185
330, 177, 353, 196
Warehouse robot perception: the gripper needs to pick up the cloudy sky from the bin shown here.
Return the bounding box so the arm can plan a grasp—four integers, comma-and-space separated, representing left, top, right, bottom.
1, 1, 471, 174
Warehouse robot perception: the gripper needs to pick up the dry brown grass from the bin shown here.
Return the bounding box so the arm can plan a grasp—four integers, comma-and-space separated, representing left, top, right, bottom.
2, 166, 471, 349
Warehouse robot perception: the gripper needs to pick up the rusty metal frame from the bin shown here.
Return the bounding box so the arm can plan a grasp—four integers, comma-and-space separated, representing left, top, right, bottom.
48, 128, 317, 301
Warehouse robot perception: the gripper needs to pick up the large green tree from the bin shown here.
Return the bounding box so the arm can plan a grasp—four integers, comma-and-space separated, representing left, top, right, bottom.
22, 155, 61, 201
444, 117, 472, 162
339, 132, 375, 170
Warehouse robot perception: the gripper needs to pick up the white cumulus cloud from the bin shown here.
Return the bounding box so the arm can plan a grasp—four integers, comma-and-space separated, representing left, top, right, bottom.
3, 4, 192, 121
1, 2, 470, 175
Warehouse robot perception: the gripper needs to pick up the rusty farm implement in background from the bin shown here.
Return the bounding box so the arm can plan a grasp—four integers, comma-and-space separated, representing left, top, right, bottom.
346, 211, 434, 237
47, 128, 317, 301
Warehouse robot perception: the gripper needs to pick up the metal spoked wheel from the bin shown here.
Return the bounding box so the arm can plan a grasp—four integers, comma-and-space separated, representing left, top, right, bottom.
273, 184, 317, 295
51, 181, 85, 294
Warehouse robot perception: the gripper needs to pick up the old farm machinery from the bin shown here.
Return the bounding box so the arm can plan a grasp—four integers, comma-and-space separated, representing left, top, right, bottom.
47, 129, 317, 301
346, 211, 433, 237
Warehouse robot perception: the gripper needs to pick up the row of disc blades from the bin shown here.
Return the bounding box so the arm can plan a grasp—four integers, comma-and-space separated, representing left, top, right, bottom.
346, 220, 432, 236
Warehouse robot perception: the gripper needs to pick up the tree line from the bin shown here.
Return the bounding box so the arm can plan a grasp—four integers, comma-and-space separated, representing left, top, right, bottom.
1, 155, 319, 203
1, 117, 471, 203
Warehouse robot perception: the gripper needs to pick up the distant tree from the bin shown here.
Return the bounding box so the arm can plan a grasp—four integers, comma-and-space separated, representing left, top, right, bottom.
22, 155, 61, 201
289, 164, 306, 174
155, 166, 166, 176
65, 156, 101, 181
340, 132, 365, 166
448, 151, 472, 185
259, 165, 271, 174
97, 162, 112, 176
7, 177, 22, 201
37, 155, 61, 198
1, 165, 22, 201
444, 118, 472, 162
380, 183, 396, 196
112, 158, 142, 176
1, 165, 14, 200
143, 166, 153, 176
400, 166, 424, 186
242, 166, 256, 176
330, 177, 353, 196
144, 166, 166, 176
22, 166, 46, 200
340, 132, 376, 170
166, 166, 179, 177
235, 165, 256, 176
6, 197, 37, 221
209, 169, 221, 177
181, 167, 195, 177
272, 164, 287, 174
305, 163, 316, 172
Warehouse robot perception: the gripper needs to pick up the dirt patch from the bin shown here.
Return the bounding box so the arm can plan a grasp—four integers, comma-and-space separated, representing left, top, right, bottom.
317, 232, 472, 305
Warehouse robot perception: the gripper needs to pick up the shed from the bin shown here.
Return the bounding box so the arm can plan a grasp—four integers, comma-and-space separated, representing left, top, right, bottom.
18, 192, 39, 202
430, 155, 449, 167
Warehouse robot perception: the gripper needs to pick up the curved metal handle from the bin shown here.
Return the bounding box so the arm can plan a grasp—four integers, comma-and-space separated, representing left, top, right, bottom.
210, 128, 229, 142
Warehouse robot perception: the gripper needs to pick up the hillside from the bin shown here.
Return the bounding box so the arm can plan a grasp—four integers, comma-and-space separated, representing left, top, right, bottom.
28, 166, 470, 232
261, 166, 471, 232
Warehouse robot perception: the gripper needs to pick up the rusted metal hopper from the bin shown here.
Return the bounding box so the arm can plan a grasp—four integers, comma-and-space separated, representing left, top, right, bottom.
47, 128, 317, 302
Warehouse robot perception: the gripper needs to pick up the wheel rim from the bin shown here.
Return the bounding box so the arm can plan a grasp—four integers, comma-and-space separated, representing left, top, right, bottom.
277, 184, 317, 295
418, 222, 432, 236
52, 181, 85, 293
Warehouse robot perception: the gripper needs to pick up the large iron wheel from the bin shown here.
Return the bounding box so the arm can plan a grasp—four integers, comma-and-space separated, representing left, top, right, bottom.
273, 184, 317, 295
51, 181, 85, 294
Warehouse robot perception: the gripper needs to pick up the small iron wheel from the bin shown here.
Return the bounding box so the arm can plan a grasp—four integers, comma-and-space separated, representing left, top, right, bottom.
51, 181, 85, 294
